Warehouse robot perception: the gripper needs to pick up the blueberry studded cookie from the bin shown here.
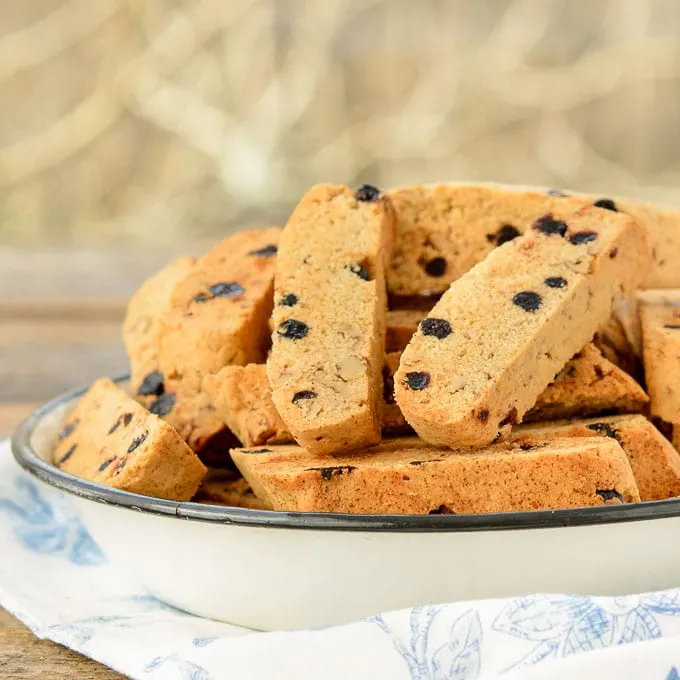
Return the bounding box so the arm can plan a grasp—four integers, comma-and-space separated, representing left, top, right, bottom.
53, 378, 206, 500
157, 227, 281, 451
267, 184, 396, 455
524, 343, 648, 422
513, 414, 680, 502
123, 256, 196, 400
394, 205, 652, 447
231, 435, 639, 514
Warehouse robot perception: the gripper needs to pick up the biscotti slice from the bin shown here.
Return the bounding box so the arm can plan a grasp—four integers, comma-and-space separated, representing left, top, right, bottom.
640, 299, 680, 429
387, 183, 679, 296
267, 184, 396, 455
395, 205, 652, 447
385, 309, 428, 353
204, 364, 292, 448
231, 436, 639, 514
123, 256, 196, 399
192, 468, 271, 510
53, 378, 206, 500
157, 228, 281, 451
513, 414, 680, 501
524, 343, 648, 422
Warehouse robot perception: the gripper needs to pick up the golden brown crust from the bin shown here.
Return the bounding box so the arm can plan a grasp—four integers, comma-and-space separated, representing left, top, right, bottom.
395, 205, 652, 448
267, 184, 396, 454
513, 414, 680, 501
53, 379, 206, 501
231, 436, 639, 514
525, 344, 648, 421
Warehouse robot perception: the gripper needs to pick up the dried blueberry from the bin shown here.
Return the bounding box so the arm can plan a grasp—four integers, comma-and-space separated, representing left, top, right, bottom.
210, 282, 244, 298
98, 457, 116, 472
405, 371, 430, 390
382, 365, 395, 405
246, 448, 273, 454
499, 408, 518, 427
248, 244, 278, 257
513, 291, 542, 312
128, 431, 148, 454
355, 184, 380, 202
593, 198, 617, 212
138, 371, 164, 397
108, 417, 122, 435
420, 318, 452, 339
56, 443, 77, 466
596, 489, 624, 503
423, 257, 447, 277
292, 390, 317, 405
277, 319, 309, 340
346, 263, 371, 281
58, 419, 79, 440
306, 465, 356, 480
123, 413, 133, 426
569, 231, 598, 245
544, 276, 567, 289
533, 215, 568, 237
278, 293, 298, 307
587, 423, 618, 439
494, 224, 521, 246
192, 293, 211, 303
149, 393, 176, 416
428, 505, 455, 515
609, 248, 618, 259
477, 409, 490, 424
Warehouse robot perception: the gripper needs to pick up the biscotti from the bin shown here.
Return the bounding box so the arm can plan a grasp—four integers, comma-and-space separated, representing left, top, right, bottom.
395, 205, 651, 448
640, 300, 680, 425
231, 436, 640, 514
123, 256, 196, 399
387, 183, 679, 296
53, 378, 206, 500
524, 343, 648, 422
157, 228, 281, 450
267, 184, 395, 455
385, 309, 427, 353
192, 468, 271, 510
513, 414, 680, 501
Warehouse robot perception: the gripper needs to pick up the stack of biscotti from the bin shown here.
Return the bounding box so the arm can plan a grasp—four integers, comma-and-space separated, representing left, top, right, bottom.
54, 181, 680, 514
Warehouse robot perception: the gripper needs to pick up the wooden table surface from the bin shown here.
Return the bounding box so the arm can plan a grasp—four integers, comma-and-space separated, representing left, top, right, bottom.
0, 247, 177, 678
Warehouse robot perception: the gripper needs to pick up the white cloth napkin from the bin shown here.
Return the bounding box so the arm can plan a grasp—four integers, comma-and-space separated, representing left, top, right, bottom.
1, 439, 679, 680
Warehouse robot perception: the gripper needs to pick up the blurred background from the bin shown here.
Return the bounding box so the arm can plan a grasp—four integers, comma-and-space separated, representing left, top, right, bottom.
2, 0, 680, 404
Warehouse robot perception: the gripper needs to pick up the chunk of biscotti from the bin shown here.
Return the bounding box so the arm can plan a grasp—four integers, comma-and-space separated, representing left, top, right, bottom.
524, 343, 648, 422
203, 364, 292, 448
267, 184, 396, 455
385, 309, 427, 353
156, 228, 281, 451
395, 205, 652, 448
512, 414, 680, 502
231, 436, 640, 514
123, 256, 196, 398
192, 468, 271, 510
52, 378, 206, 500
386, 184, 596, 296
387, 183, 680, 296
640, 301, 680, 427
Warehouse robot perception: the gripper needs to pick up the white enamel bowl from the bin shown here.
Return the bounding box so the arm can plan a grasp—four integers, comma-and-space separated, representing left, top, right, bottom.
12, 377, 680, 631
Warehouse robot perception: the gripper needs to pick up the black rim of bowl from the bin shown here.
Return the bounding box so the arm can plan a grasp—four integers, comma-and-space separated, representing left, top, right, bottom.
11, 375, 680, 533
